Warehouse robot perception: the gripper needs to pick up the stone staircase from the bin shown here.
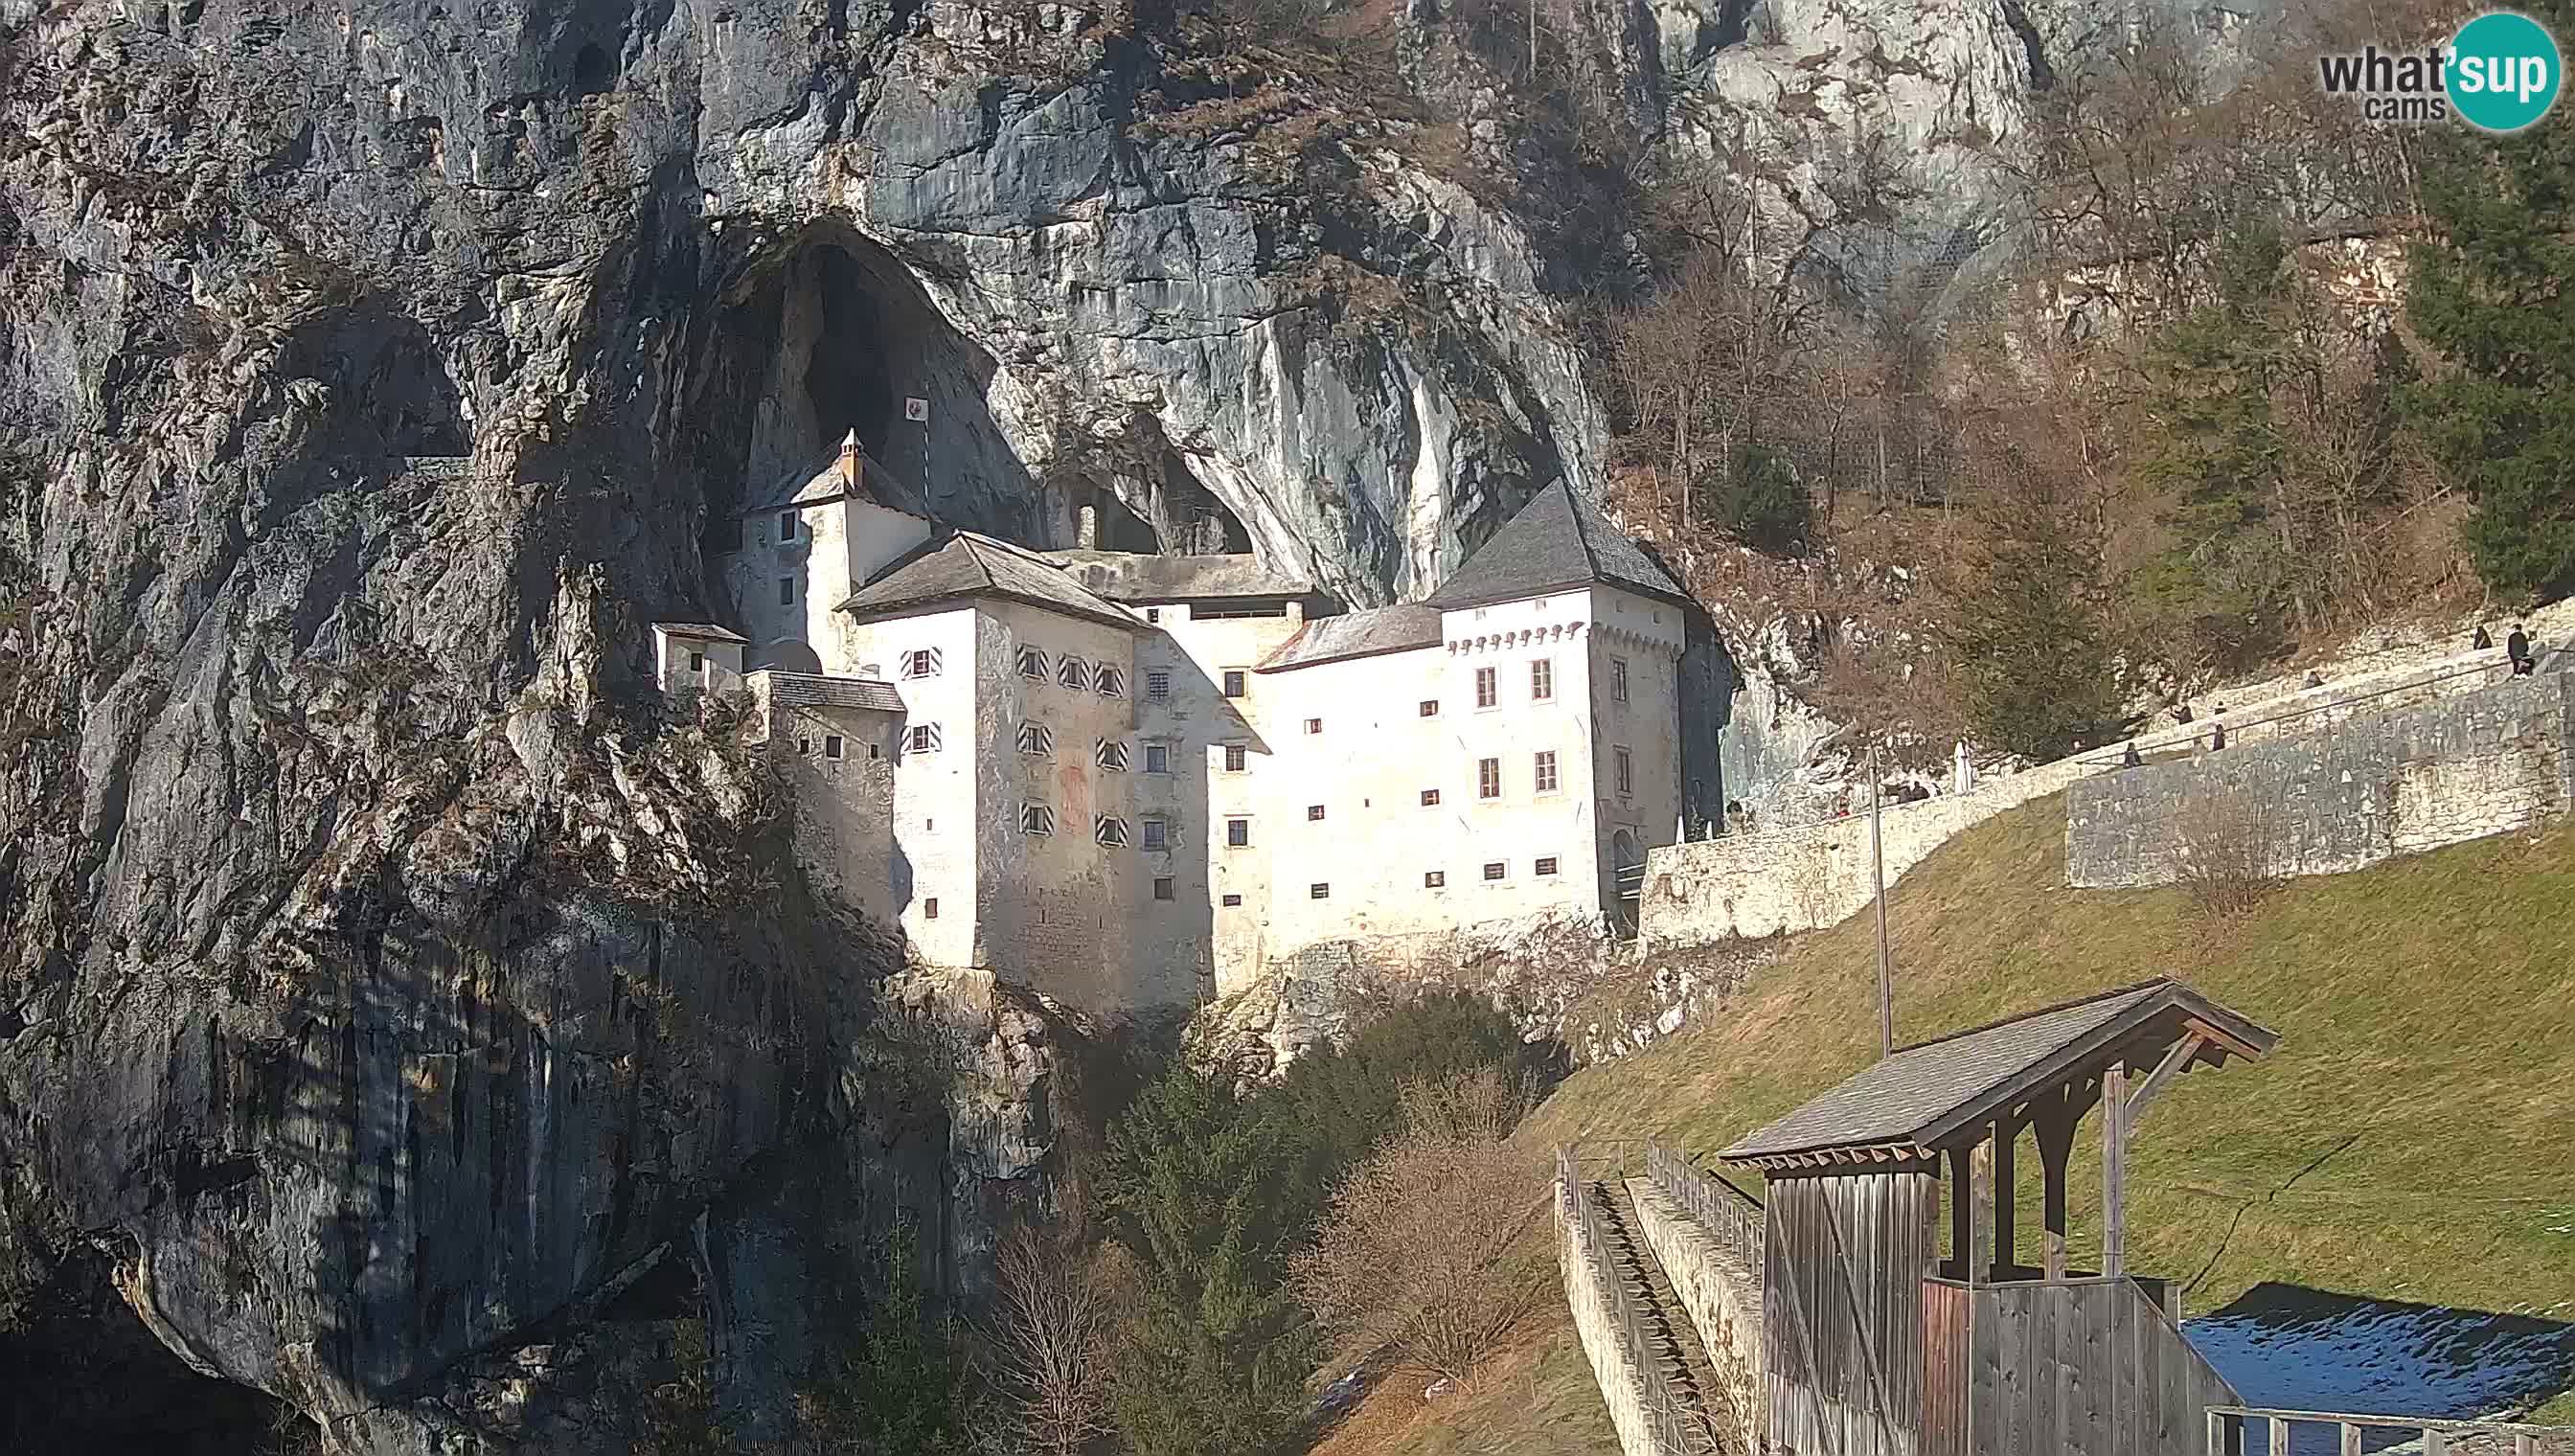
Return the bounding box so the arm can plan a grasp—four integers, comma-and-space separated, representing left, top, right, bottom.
1588, 1178, 1733, 1452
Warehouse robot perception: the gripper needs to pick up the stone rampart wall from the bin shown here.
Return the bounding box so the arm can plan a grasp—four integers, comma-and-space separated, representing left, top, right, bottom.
1626, 1178, 1765, 1453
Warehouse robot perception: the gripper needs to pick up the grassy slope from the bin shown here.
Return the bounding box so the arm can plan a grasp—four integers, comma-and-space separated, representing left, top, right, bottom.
1325, 794, 2575, 1455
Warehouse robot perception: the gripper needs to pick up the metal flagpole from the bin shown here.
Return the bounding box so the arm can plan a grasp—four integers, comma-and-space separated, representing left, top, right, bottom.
1872, 744, 1893, 1058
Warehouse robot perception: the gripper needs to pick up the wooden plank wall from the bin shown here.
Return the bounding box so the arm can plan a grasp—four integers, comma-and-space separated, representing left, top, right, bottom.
1951, 1276, 2240, 1456
1764, 1170, 1940, 1456
1919, 1280, 1971, 1456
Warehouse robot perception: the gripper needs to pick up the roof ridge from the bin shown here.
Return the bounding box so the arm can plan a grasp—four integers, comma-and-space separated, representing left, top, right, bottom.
1892, 977, 2176, 1056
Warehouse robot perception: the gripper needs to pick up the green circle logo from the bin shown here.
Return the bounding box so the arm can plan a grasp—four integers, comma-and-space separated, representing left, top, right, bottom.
2446, 11, 2563, 132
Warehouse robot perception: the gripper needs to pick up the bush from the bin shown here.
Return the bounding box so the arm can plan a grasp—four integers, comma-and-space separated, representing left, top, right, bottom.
2170, 777, 2289, 920
1698, 444, 1810, 557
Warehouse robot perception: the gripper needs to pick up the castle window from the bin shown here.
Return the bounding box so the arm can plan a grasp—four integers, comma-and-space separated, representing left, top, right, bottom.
1419, 699, 1439, 717
690, 649, 706, 672
1424, 871, 1446, 888
1304, 717, 1322, 735
1147, 608, 1162, 624
1615, 747, 1633, 797
1144, 743, 1171, 774
1420, 788, 1440, 807
1017, 647, 1050, 680
825, 735, 844, 760
1147, 670, 1172, 702
1059, 657, 1090, 691
1221, 669, 1247, 698
1531, 658, 1553, 701
1018, 722, 1055, 756
1097, 739, 1130, 772
1221, 893, 1242, 906
1021, 804, 1056, 836
778, 510, 797, 542
1535, 750, 1559, 794
1611, 657, 1630, 703
1154, 876, 1176, 900
1477, 758, 1501, 800
923, 898, 938, 919
1536, 856, 1559, 876
1141, 818, 1170, 851
900, 648, 942, 678
1475, 667, 1497, 709
1227, 818, 1249, 847
1097, 666, 1126, 698
1310, 882, 1330, 899
1223, 744, 1247, 773
869, 743, 880, 759
797, 737, 811, 755
1095, 815, 1130, 847
905, 723, 943, 755
778, 577, 795, 605
1306, 804, 1325, 822
1482, 861, 1507, 881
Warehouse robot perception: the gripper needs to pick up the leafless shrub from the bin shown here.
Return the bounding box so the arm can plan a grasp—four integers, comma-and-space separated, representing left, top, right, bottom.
2171, 774, 2290, 919
982, 1226, 1137, 1456
1287, 1068, 1549, 1386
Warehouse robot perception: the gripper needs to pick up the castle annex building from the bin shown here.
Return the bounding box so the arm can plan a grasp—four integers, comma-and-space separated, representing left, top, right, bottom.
660, 436, 1691, 1013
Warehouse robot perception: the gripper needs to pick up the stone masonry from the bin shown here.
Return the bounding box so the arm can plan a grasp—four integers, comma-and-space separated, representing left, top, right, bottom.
1626, 1177, 1766, 1453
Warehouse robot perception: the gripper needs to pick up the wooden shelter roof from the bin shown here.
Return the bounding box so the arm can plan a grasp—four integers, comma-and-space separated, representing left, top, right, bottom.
1719, 979, 2277, 1170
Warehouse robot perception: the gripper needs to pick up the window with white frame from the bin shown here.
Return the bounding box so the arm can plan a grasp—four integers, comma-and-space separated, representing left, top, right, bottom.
1309, 882, 1330, 899
1147, 670, 1172, 702
900, 648, 942, 679
1144, 742, 1171, 774
1226, 818, 1249, 847
1223, 744, 1247, 773
1474, 666, 1497, 709
1021, 804, 1056, 836
689, 649, 705, 672
1477, 758, 1501, 799
1097, 739, 1130, 772
1303, 717, 1322, 735
778, 577, 795, 606
1059, 657, 1090, 691
1424, 871, 1446, 888
1531, 658, 1554, 701
1534, 750, 1559, 794
1306, 804, 1325, 821
1096, 666, 1126, 698
825, 735, 844, 760
1016, 647, 1050, 679
1221, 669, 1247, 698
905, 723, 943, 755
1611, 656, 1630, 703
1017, 722, 1054, 756
1420, 788, 1441, 807
1615, 746, 1633, 797
1419, 699, 1439, 717
1535, 856, 1559, 876
1095, 815, 1130, 847
1482, 860, 1507, 881
1141, 817, 1170, 851
1153, 876, 1176, 899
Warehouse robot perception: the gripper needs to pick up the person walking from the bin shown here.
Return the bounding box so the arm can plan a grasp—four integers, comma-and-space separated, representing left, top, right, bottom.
2508, 623, 2536, 676
2122, 740, 2143, 769
2174, 702, 2195, 726
2210, 708, 2228, 752
1953, 739, 1975, 795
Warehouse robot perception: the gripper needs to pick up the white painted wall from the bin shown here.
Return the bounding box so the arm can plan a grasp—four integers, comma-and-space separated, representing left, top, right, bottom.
721, 492, 932, 672
845, 606, 985, 967
652, 628, 745, 697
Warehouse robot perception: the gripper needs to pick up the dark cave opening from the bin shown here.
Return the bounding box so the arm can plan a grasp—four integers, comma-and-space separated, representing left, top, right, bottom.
277, 312, 468, 461
572, 42, 614, 95
803, 246, 896, 466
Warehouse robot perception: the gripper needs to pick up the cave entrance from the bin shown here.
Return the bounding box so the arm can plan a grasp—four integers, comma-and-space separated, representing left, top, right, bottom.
1073, 424, 1252, 557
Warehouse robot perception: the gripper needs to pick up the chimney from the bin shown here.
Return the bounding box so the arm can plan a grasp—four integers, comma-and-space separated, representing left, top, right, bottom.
839, 430, 860, 493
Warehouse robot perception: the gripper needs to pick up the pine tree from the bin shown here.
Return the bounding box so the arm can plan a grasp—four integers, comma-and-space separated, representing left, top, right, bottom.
2405, 21, 2575, 599
1941, 475, 2128, 762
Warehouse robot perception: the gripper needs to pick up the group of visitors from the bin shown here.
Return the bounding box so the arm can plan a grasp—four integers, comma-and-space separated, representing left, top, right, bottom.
2473, 622, 2540, 676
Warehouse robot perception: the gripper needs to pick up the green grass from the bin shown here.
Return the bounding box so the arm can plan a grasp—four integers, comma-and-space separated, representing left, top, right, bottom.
1324, 793, 2575, 1453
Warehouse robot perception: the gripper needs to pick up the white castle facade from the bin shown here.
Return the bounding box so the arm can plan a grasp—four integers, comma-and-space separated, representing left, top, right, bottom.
658, 436, 1691, 1015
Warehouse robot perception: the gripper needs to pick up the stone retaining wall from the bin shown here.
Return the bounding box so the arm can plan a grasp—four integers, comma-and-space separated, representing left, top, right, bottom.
1558, 1192, 1684, 1456
1626, 1178, 1766, 1453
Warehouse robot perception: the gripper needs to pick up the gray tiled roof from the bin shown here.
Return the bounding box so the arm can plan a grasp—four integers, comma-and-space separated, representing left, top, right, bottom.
761, 671, 904, 714
839, 532, 1143, 632
1424, 479, 1690, 611
741, 431, 929, 518
1258, 604, 1443, 671
1044, 550, 1316, 603
653, 621, 750, 644
1720, 980, 2275, 1163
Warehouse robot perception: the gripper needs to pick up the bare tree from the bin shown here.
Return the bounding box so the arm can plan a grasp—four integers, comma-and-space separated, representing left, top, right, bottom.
982, 1228, 1132, 1456
2171, 772, 2291, 919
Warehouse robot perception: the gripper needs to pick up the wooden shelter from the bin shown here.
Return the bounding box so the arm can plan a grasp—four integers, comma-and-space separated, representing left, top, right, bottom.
1719, 979, 2280, 1456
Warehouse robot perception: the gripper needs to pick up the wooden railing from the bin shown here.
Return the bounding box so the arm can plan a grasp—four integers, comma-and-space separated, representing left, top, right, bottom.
1645, 1139, 1765, 1269
2205, 1405, 2575, 1455
1556, 1145, 1720, 1456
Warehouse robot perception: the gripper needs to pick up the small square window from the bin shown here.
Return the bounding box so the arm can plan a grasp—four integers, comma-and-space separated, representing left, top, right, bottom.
1153, 876, 1176, 900
1424, 871, 1446, 888
1482, 860, 1507, 881
1611, 657, 1630, 703
923, 897, 938, 919
1096, 815, 1130, 847
1309, 882, 1330, 900
1220, 893, 1243, 906
1419, 699, 1439, 717
1531, 658, 1554, 701
1059, 657, 1090, 691
1536, 856, 1559, 876
1021, 804, 1056, 836
1477, 758, 1501, 800
1142, 818, 1170, 851
797, 738, 811, 755
1420, 788, 1440, 807
901, 648, 941, 679
1474, 667, 1497, 709
905, 723, 943, 755
1018, 722, 1055, 756
1535, 750, 1559, 794
1224, 744, 1247, 773
778, 510, 798, 541
1227, 818, 1250, 848
689, 649, 706, 672
1096, 666, 1126, 698
1097, 739, 1130, 772
825, 735, 844, 760
1147, 607, 1162, 623
1306, 804, 1325, 821
1304, 717, 1322, 735
1147, 670, 1172, 702
1017, 647, 1050, 679
1145, 743, 1171, 774
778, 577, 795, 605
1221, 669, 1247, 698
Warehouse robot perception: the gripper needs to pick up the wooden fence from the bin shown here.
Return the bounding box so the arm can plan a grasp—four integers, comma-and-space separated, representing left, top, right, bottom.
2205, 1405, 2575, 1455
1647, 1139, 1766, 1268
1921, 1274, 2238, 1456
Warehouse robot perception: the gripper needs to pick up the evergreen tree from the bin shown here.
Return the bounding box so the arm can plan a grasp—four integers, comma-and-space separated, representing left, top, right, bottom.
2405, 45, 2575, 600
1941, 474, 2128, 762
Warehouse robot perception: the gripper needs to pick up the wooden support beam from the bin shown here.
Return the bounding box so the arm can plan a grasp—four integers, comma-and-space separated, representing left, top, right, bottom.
1970, 1137, 1995, 1286
2035, 1085, 2076, 1281
1990, 1117, 2016, 1282
2126, 1032, 2211, 1133
1948, 1144, 1981, 1285
2104, 1061, 2129, 1278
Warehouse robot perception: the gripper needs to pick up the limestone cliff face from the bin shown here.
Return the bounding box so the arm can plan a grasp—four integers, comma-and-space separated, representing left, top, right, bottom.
0, 0, 2257, 1445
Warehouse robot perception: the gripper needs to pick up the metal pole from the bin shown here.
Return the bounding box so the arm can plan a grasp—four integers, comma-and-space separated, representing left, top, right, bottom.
1872, 744, 1893, 1058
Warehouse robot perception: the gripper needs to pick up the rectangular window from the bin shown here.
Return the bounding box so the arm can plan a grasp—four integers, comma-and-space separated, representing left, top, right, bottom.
1420, 788, 1441, 807
869, 743, 880, 760
689, 649, 706, 672
778, 510, 798, 541
1532, 658, 1554, 701
1059, 657, 1090, 691
1475, 666, 1497, 709
1419, 699, 1439, 717
1304, 717, 1322, 735
1611, 657, 1630, 703
1021, 804, 1056, 836
900, 648, 942, 678
797, 737, 811, 755
1478, 758, 1501, 800
1615, 747, 1633, 797
1096, 739, 1130, 772
1227, 818, 1249, 847
1223, 744, 1247, 773
1424, 871, 1446, 888
778, 576, 795, 606
1144, 743, 1171, 774
923, 897, 938, 919
1146, 607, 1161, 624
1536, 856, 1559, 876
1309, 882, 1330, 900
1482, 861, 1507, 881
1096, 666, 1126, 698
905, 723, 943, 755
1153, 876, 1176, 900
825, 735, 844, 761
1221, 669, 1247, 698
1535, 750, 1559, 794
1220, 893, 1242, 906
1141, 818, 1170, 851
1017, 722, 1054, 756
1096, 815, 1129, 847
1016, 647, 1050, 679
1147, 670, 1172, 702
1306, 804, 1325, 822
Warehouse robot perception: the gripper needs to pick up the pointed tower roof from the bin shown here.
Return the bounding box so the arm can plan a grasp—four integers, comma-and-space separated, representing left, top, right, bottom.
1423, 479, 1690, 612
838, 531, 1144, 632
